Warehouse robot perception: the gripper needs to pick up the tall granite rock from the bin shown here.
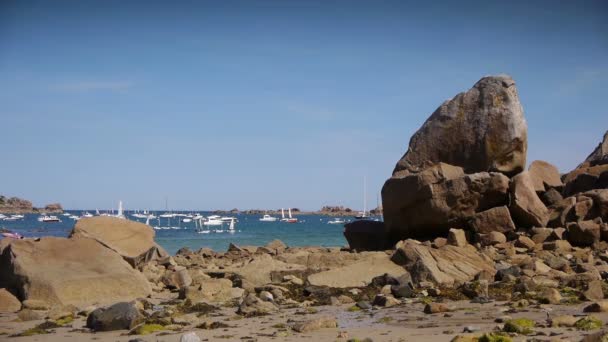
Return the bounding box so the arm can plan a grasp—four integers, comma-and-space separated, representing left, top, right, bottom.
382, 75, 527, 242
392, 75, 527, 177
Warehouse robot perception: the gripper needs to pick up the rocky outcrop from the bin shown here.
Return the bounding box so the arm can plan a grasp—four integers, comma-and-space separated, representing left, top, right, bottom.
179, 279, 244, 303
0, 237, 151, 308
307, 253, 407, 288
581, 130, 608, 167
0, 195, 63, 214
391, 240, 496, 287
382, 163, 509, 240
70, 216, 168, 268
563, 131, 608, 196
392, 75, 527, 177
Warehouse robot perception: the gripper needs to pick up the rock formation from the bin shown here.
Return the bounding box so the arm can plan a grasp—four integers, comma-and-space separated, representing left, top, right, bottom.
392, 75, 527, 177
0, 237, 151, 307
70, 216, 168, 268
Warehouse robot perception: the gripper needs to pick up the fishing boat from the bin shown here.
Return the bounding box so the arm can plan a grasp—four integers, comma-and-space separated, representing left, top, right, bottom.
259, 214, 278, 222
328, 218, 345, 225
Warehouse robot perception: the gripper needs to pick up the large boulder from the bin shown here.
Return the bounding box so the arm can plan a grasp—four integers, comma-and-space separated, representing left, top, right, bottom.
307, 253, 407, 288
343, 220, 391, 251
392, 75, 527, 177
382, 163, 509, 240
509, 171, 549, 228
528, 160, 563, 192
0, 237, 151, 308
563, 131, 608, 196
391, 240, 496, 287
70, 216, 168, 268
580, 130, 608, 167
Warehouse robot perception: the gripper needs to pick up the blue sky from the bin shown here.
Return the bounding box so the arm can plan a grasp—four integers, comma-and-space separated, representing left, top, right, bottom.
1, 0, 607, 210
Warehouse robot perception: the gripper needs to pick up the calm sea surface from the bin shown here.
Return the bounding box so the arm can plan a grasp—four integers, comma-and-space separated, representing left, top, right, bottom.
0, 211, 357, 254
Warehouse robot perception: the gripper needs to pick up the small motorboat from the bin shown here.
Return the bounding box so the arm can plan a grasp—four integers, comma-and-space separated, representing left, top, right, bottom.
259, 214, 278, 222
39, 215, 61, 222
328, 218, 345, 225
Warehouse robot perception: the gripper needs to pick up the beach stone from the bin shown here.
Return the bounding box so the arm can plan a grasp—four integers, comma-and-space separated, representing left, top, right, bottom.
432, 237, 448, 248
22, 299, 50, 310
86, 301, 144, 331
584, 280, 605, 301
478, 231, 507, 246
391, 75, 527, 176
542, 188, 564, 206
509, 171, 549, 228
448, 228, 468, 247
292, 316, 337, 333
514, 235, 536, 250
0, 288, 21, 312
424, 302, 449, 314
469, 206, 515, 234
180, 332, 202, 342
70, 216, 168, 268
543, 239, 572, 252
528, 160, 563, 192
382, 163, 509, 240
232, 253, 306, 290
265, 239, 287, 254
307, 253, 406, 288
161, 267, 192, 290
372, 294, 399, 308
551, 315, 579, 327
17, 308, 44, 321
567, 220, 601, 246
585, 301, 608, 313
237, 293, 278, 316
392, 240, 495, 287
0, 237, 151, 308
538, 288, 562, 304
179, 279, 244, 303
343, 220, 391, 251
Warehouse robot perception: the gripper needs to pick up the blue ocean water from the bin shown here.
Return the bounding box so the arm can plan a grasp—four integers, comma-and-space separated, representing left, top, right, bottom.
0, 211, 353, 254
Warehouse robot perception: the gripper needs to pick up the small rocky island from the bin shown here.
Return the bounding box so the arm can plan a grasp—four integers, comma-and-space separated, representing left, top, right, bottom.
1, 75, 607, 341
0, 195, 63, 214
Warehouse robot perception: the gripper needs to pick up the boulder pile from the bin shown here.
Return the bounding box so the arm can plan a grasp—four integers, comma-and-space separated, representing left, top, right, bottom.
378, 75, 607, 250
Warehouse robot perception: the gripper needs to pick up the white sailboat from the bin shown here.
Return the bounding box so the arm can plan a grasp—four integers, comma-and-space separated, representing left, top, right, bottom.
355, 176, 369, 220
115, 200, 125, 219
281, 208, 298, 223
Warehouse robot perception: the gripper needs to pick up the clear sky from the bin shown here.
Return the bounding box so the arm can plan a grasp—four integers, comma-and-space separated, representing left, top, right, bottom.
1, 0, 607, 211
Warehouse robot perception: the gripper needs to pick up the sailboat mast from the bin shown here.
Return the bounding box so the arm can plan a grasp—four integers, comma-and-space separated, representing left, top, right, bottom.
363, 176, 367, 216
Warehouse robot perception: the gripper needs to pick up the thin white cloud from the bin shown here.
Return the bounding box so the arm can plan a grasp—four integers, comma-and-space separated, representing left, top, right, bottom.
51, 81, 134, 92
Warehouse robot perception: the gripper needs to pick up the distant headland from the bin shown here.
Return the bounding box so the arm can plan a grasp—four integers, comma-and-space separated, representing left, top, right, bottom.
0, 195, 63, 214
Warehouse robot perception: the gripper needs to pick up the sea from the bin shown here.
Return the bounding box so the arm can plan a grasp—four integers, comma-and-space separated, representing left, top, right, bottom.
0, 211, 355, 254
